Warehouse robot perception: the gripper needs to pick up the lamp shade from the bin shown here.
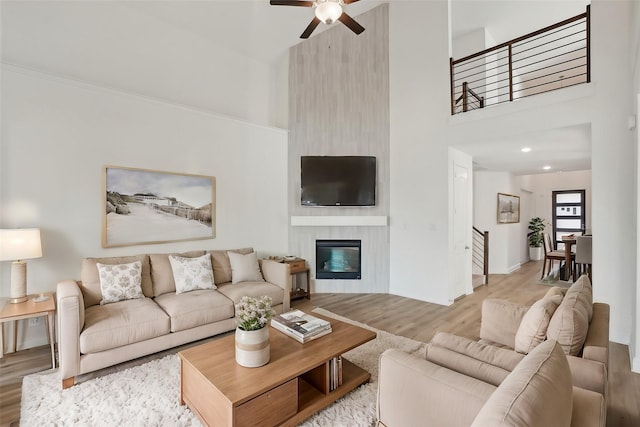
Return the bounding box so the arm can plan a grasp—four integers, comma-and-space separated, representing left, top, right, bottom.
0, 229, 43, 261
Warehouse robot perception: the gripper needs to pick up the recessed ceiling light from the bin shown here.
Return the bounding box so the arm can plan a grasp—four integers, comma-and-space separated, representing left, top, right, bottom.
543, 165, 551, 170
521, 147, 532, 153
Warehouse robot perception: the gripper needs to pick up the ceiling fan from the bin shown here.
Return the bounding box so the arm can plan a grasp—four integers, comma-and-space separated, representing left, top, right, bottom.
270, 0, 365, 39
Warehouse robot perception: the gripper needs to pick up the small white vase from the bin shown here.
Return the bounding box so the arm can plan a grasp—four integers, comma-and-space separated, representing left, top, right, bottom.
235, 326, 270, 368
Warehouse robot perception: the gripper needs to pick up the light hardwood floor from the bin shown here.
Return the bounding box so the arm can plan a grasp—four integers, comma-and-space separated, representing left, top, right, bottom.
1, 260, 638, 426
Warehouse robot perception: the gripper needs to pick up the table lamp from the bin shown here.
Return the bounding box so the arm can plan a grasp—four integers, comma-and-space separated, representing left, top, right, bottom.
0, 228, 42, 303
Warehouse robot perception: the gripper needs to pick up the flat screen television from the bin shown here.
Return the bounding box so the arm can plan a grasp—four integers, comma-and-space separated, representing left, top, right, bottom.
301, 156, 376, 207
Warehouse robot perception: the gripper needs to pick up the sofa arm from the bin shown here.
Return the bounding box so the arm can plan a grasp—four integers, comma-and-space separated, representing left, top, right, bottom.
377, 349, 495, 427
566, 355, 608, 398
583, 303, 610, 367
259, 260, 292, 312
479, 299, 529, 348
571, 386, 606, 427
56, 280, 85, 388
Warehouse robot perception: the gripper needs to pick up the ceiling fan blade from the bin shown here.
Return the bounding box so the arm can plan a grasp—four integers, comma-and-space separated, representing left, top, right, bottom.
301, 17, 321, 39
270, 0, 314, 6
338, 12, 365, 35
343, 0, 361, 4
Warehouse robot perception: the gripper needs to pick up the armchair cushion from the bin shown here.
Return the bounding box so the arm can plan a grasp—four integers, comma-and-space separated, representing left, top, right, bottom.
470, 340, 573, 427
547, 276, 593, 356
514, 295, 562, 354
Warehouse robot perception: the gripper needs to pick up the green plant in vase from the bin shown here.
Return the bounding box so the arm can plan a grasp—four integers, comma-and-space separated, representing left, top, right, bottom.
528, 217, 547, 261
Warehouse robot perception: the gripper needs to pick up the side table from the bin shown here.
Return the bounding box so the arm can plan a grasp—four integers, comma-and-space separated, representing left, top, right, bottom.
285, 258, 311, 301
0, 292, 56, 368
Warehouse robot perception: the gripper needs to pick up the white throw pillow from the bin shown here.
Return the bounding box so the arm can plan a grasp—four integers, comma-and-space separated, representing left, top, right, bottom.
97, 261, 144, 305
169, 253, 216, 294
228, 251, 265, 284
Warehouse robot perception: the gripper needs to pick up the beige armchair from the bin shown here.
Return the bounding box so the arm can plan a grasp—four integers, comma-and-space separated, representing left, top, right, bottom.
378, 340, 605, 427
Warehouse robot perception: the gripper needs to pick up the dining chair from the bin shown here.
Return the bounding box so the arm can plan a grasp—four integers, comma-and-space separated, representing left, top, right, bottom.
541, 232, 573, 280
574, 235, 592, 283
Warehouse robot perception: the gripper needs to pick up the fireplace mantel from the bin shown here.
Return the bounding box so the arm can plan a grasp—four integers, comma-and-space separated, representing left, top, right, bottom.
290, 216, 388, 227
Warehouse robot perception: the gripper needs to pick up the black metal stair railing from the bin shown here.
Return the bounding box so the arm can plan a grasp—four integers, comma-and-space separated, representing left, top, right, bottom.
451, 6, 590, 115
472, 226, 489, 285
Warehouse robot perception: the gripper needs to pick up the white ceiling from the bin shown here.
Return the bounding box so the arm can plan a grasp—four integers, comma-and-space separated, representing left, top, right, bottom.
2, 0, 592, 175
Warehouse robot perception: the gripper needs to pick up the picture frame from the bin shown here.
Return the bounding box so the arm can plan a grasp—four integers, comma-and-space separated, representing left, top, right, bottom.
102, 166, 216, 247
497, 193, 520, 224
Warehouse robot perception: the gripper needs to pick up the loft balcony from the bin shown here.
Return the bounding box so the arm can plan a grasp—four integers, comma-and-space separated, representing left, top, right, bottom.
450, 6, 590, 115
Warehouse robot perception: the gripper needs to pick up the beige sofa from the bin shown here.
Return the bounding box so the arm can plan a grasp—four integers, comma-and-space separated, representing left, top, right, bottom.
377, 275, 609, 426
57, 248, 291, 389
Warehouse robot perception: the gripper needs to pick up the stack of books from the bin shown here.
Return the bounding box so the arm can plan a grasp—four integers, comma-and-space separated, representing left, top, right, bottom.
271, 310, 332, 343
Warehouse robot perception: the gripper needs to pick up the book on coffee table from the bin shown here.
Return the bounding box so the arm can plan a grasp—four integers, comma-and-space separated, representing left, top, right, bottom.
271, 310, 332, 343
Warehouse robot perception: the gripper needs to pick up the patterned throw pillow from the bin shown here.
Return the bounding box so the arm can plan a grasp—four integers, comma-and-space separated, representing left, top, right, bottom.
169, 253, 216, 294
97, 261, 144, 305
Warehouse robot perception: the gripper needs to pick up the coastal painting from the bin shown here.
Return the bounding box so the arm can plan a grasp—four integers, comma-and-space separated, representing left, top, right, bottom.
102, 166, 215, 247
497, 192, 520, 224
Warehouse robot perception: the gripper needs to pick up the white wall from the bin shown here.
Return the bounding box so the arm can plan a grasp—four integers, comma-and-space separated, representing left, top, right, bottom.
631, 0, 640, 373
389, 0, 453, 305
453, 0, 636, 345
1, 1, 277, 127
0, 66, 289, 351
473, 171, 522, 273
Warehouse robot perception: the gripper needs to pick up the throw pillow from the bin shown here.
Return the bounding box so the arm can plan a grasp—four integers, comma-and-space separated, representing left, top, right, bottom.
228, 251, 265, 284
168, 253, 216, 294
96, 261, 144, 305
471, 340, 573, 427
514, 295, 562, 354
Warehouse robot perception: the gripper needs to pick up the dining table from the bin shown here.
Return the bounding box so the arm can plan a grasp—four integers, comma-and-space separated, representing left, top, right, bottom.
561, 236, 577, 281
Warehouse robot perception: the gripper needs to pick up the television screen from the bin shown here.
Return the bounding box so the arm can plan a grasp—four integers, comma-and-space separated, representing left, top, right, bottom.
301, 156, 376, 207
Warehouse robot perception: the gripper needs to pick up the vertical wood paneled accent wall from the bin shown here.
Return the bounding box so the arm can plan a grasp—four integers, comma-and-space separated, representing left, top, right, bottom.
288, 5, 390, 293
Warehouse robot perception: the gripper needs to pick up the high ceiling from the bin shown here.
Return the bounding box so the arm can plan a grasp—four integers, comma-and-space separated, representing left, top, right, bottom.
122, 0, 593, 176
2, 0, 591, 175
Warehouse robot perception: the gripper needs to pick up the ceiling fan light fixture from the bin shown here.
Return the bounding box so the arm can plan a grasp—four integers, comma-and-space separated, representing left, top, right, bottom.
315, 1, 343, 25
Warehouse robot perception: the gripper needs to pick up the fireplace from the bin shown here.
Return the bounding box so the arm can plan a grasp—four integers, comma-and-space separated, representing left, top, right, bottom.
315, 239, 361, 280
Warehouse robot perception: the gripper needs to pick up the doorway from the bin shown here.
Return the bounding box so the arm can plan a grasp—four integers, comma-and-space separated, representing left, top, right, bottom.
552, 189, 586, 250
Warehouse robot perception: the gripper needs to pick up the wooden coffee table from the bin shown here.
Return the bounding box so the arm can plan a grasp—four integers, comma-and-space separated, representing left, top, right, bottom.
178, 313, 376, 427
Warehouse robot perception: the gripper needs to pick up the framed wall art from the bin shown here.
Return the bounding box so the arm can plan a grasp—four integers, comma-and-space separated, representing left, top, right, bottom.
497, 192, 520, 224
102, 166, 216, 247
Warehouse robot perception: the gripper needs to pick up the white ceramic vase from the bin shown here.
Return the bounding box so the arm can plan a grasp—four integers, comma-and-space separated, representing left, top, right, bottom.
235, 326, 270, 368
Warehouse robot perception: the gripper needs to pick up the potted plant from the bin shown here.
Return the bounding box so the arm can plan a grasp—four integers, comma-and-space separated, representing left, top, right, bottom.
528, 217, 547, 261
235, 295, 276, 368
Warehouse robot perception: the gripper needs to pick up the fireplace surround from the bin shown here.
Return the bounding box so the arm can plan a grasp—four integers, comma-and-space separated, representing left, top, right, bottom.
315, 239, 361, 280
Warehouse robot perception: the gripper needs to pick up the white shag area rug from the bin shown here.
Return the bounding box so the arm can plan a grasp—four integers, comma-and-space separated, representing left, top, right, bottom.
21, 308, 426, 427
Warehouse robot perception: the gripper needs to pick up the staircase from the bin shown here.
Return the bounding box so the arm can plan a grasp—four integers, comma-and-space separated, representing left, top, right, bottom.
472, 226, 489, 287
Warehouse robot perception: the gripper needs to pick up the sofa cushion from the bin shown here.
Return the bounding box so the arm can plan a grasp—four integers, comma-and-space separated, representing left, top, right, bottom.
80, 298, 170, 354
426, 332, 525, 387
169, 253, 216, 294
471, 340, 573, 427
96, 261, 145, 305
228, 251, 265, 284
81, 255, 153, 307
149, 251, 206, 297
547, 277, 591, 356
209, 248, 253, 285
544, 286, 568, 299
154, 289, 235, 332
217, 281, 284, 306
514, 295, 562, 354
566, 275, 593, 321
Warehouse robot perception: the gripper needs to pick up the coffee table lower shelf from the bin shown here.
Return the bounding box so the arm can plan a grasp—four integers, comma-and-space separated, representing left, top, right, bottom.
282, 359, 370, 427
